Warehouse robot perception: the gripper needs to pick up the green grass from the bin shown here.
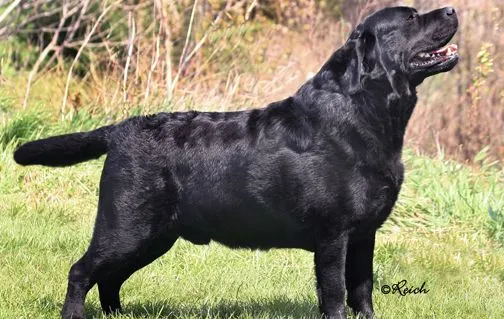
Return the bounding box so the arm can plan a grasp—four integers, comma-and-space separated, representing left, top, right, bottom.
0, 117, 503, 319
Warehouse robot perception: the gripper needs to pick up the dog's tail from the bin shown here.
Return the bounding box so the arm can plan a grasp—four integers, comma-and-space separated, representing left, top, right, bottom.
13, 125, 114, 167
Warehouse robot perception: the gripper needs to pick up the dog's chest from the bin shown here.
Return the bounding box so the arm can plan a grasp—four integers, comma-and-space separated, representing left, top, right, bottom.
351, 159, 404, 227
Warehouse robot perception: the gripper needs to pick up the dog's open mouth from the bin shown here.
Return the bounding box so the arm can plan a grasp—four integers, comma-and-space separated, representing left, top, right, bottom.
410, 44, 458, 69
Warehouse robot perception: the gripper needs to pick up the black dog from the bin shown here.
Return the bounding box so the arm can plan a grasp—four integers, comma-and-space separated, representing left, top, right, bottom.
14, 6, 459, 319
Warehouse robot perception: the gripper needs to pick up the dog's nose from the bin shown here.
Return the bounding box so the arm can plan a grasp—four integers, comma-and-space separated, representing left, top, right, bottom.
444, 7, 456, 16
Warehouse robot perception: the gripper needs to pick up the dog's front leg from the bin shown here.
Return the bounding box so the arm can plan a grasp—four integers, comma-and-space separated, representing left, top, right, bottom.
314, 232, 349, 319
345, 231, 376, 318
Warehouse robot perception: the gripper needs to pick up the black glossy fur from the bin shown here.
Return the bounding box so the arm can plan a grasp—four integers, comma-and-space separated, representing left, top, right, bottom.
14, 6, 459, 319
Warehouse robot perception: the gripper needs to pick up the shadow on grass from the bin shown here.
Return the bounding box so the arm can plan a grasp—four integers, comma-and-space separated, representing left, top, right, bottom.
40, 296, 321, 318
113, 298, 319, 319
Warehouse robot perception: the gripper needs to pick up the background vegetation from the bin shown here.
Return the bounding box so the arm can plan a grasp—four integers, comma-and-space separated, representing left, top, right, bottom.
0, 0, 503, 318
0, 0, 502, 162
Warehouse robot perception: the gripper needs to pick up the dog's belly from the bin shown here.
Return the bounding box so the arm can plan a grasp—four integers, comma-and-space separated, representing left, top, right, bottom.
181, 227, 314, 251
177, 201, 315, 251
212, 228, 313, 251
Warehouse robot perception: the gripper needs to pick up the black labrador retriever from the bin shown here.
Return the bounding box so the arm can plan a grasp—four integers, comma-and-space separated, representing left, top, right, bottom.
14, 6, 459, 319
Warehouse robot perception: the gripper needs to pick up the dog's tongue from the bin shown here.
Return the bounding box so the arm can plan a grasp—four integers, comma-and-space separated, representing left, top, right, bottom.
432, 44, 458, 55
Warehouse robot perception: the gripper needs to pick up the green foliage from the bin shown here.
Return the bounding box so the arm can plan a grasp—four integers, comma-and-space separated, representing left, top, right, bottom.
203, 22, 264, 75
488, 206, 504, 246
0, 109, 112, 151
389, 150, 504, 233
0, 96, 14, 113
55, 110, 109, 134
0, 35, 40, 71
0, 111, 47, 149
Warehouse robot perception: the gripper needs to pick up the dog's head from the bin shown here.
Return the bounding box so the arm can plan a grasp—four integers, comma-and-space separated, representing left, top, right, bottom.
346, 6, 459, 91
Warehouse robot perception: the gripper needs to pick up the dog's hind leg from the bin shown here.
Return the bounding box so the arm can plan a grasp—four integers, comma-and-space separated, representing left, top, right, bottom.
60, 252, 95, 319
61, 161, 181, 319
97, 235, 178, 314
61, 207, 179, 319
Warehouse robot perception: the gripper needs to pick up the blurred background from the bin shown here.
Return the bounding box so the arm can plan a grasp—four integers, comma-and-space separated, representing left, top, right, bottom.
0, 0, 502, 163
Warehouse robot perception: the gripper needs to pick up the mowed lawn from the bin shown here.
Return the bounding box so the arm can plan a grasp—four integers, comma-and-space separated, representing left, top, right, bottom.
1, 144, 503, 319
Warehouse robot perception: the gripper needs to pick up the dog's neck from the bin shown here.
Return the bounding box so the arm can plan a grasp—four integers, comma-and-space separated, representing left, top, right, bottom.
355, 71, 418, 152
311, 48, 418, 153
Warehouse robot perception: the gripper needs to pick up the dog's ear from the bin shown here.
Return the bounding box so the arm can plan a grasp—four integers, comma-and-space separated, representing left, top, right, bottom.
348, 26, 377, 93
